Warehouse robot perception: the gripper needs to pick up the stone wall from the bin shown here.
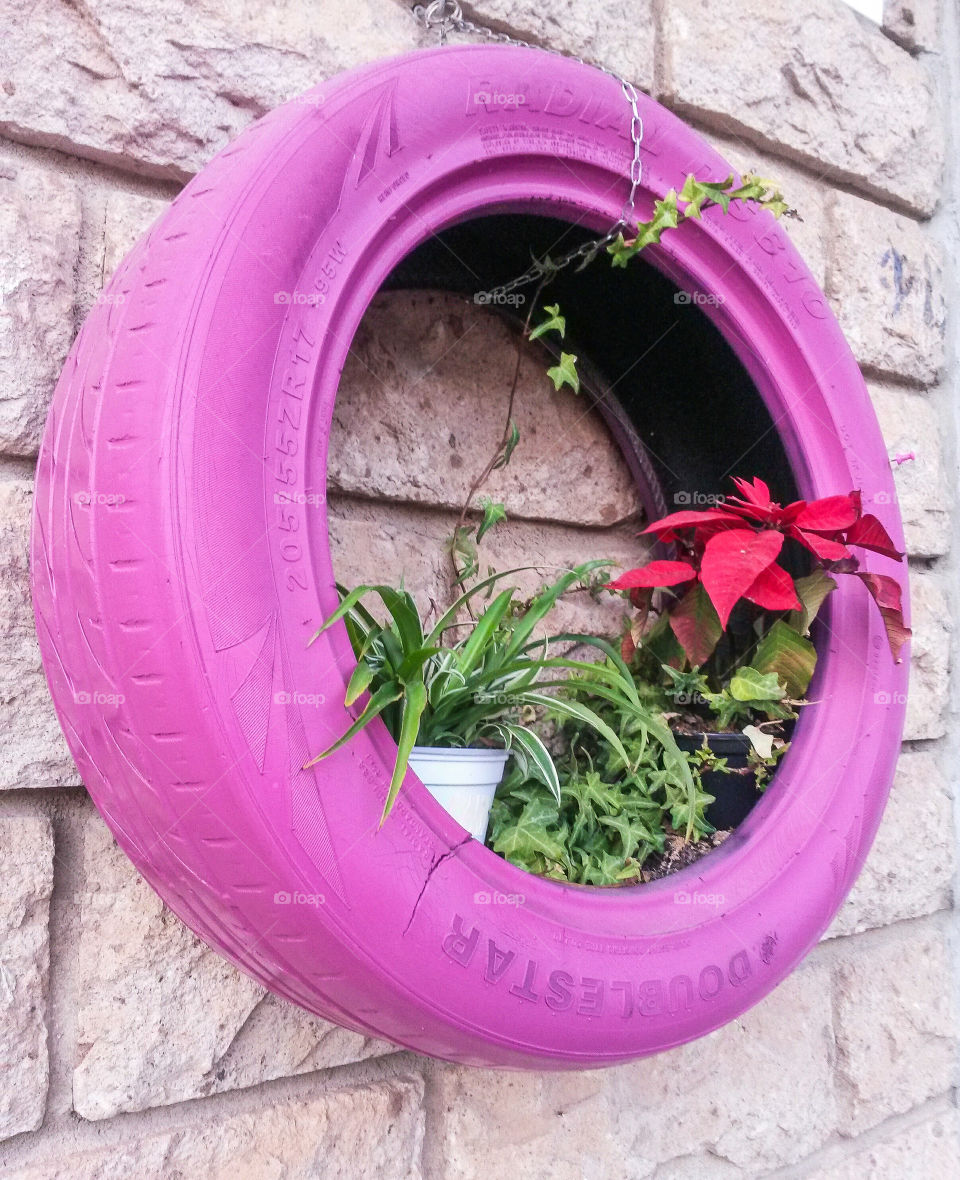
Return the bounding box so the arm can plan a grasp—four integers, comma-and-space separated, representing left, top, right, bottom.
0, 1, 957, 1175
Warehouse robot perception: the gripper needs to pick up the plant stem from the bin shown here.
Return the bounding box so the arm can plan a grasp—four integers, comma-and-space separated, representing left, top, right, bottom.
448, 276, 550, 611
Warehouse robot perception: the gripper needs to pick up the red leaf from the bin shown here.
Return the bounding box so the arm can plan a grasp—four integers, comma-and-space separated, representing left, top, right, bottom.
876, 607, 911, 662
723, 499, 771, 524
731, 476, 772, 508
628, 585, 653, 612
854, 571, 903, 611
699, 529, 784, 628
743, 563, 802, 612
854, 572, 911, 661
779, 499, 807, 525
668, 583, 723, 667
793, 491, 861, 533
642, 509, 743, 537
787, 526, 852, 563
607, 561, 697, 590
845, 514, 904, 561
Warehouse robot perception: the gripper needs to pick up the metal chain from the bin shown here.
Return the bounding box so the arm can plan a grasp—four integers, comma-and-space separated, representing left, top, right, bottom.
412, 1, 644, 299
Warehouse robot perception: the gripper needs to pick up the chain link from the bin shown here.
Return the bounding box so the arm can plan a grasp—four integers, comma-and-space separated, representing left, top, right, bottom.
412, 2, 643, 299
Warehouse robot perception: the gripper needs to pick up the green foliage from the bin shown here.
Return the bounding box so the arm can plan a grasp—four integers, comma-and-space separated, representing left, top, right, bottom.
752, 619, 818, 699
307, 562, 658, 824
488, 654, 712, 883
659, 660, 795, 732
546, 351, 579, 393
475, 497, 506, 543
787, 569, 837, 636
492, 421, 521, 471
529, 303, 566, 342
607, 172, 794, 267
487, 691, 715, 884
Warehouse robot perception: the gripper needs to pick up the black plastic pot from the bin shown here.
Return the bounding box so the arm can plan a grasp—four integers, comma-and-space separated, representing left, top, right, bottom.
675, 731, 759, 830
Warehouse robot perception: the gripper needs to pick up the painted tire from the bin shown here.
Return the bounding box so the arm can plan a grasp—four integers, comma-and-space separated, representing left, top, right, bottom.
32, 45, 908, 1068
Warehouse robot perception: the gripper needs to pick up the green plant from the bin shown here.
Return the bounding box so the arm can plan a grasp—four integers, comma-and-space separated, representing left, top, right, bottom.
307, 561, 684, 824
487, 675, 714, 885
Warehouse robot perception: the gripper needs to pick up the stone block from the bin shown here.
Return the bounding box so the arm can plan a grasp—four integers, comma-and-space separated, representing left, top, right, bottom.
660, 0, 943, 215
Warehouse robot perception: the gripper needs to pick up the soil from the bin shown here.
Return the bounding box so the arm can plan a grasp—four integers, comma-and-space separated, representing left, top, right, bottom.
640, 828, 733, 882
666, 712, 722, 737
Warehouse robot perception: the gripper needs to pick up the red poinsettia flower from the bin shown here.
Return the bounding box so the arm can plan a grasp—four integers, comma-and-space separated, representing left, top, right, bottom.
607, 476, 910, 665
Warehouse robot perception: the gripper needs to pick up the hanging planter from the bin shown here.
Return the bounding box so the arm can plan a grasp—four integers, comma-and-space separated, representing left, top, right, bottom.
32, 39, 908, 1069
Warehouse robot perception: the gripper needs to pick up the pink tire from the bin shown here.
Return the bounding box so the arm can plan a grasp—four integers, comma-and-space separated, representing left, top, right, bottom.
31, 45, 908, 1068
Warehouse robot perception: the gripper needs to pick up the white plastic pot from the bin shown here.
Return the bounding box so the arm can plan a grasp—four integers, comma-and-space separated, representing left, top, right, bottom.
408, 746, 511, 842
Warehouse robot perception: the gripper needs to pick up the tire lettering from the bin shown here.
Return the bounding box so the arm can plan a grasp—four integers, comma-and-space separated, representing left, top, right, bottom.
442, 917, 762, 1017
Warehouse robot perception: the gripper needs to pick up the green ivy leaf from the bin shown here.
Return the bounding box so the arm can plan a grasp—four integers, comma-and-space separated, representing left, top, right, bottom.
449, 525, 478, 584
529, 303, 566, 342
728, 666, 786, 703
606, 231, 635, 268
492, 420, 520, 470
475, 497, 507, 543
679, 172, 735, 218
490, 796, 570, 869
546, 352, 579, 394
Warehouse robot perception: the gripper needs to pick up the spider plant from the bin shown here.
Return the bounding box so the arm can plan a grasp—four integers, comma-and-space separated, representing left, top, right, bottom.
306, 562, 695, 826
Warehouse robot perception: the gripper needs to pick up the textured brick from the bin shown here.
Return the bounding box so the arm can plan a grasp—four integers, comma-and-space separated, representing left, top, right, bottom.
660, 0, 943, 215
822, 1105, 960, 1179
0, 0, 421, 179
827, 752, 953, 939
11, 1077, 424, 1179
903, 572, 949, 741
453, 1, 655, 92
77, 185, 169, 322
0, 158, 81, 456
332, 291, 643, 528
868, 385, 950, 558
0, 479, 79, 790
832, 922, 956, 1135
828, 192, 945, 386
72, 817, 392, 1121
328, 495, 647, 639
0, 816, 53, 1140
433, 961, 837, 1176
